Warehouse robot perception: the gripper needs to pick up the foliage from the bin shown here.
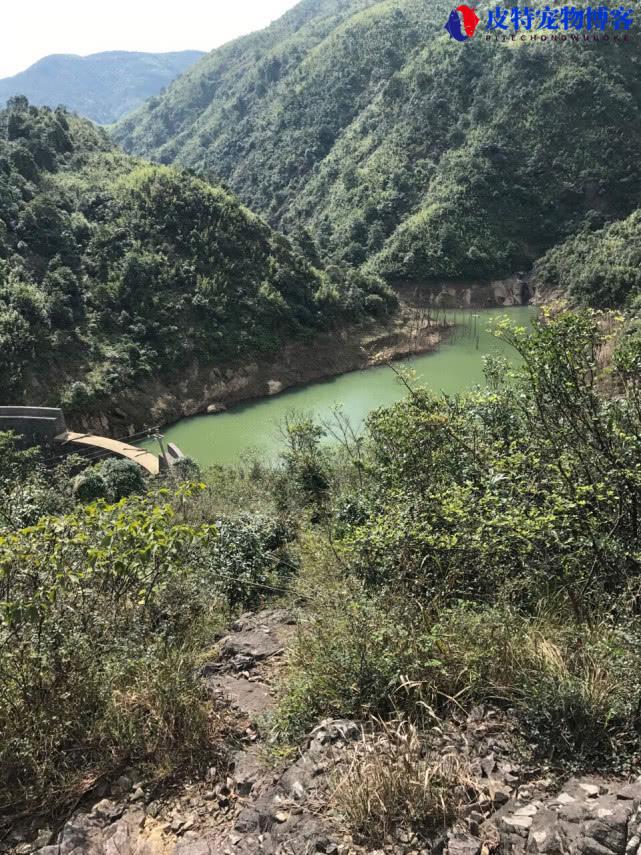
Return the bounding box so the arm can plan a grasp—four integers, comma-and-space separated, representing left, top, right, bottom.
0, 482, 296, 818
338, 312, 641, 619
275, 311, 641, 765
0, 431, 77, 531
0, 98, 394, 415
533, 210, 641, 307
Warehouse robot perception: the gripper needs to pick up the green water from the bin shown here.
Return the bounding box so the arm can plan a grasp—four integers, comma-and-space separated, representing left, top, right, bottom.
144, 307, 536, 467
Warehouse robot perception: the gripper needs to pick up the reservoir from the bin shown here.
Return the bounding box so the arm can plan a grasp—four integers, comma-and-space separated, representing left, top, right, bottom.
145, 307, 536, 468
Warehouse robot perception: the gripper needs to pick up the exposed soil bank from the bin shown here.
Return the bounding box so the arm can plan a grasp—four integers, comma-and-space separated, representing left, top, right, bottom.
68, 278, 530, 438
69, 301, 445, 438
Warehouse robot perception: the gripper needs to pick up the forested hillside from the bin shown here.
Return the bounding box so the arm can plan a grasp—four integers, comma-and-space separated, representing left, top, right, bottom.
0, 51, 205, 125
0, 98, 393, 415
533, 208, 641, 308
113, 0, 641, 292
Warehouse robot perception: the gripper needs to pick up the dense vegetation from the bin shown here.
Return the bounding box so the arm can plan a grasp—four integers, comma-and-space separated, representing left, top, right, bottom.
273, 311, 641, 767
0, 98, 394, 415
114, 0, 641, 290
4, 311, 641, 829
0, 440, 296, 819
533, 208, 641, 308
0, 51, 204, 125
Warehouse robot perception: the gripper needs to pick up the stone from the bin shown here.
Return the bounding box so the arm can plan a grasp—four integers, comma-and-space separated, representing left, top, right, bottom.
481, 754, 497, 777
526, 809, 562, 854
617, 784, 641, 802
503, 816, 533, 833
113, 774, 133, 794
626, 836, 640, 854
447, 832, 481, 855
233, 749, 264, 796
146, 801, 161, 818
91, 798, 123, 821
514, 805, 538, 817
291, 781, 306, 800
175, 840, 217, 855
235, 807, 261, 833
580, 784, 601, 798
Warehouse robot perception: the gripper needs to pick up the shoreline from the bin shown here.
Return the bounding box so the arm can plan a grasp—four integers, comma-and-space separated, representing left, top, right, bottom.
69, 301, 449, 438
68, 276, 532, 438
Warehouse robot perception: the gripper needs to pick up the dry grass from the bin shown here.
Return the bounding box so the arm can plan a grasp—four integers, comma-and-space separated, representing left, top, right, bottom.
333, 718, 481, 845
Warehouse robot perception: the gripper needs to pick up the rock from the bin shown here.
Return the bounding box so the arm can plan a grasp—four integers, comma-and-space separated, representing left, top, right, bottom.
554, 793, 576, 806
580, 784, 601, 798
91, 798, 124, 821
146, 801, 161, 818
526, 809, 563, 854
514, 805, 538, 818
481, 754, 496, 777
291, 781, 306, 800
112, 774, 133, 795
267, 380, 284, 396
447, 832, 481, 855
617, 784, 641, 802
235, 807, 261, 834
503, 815, 534, 834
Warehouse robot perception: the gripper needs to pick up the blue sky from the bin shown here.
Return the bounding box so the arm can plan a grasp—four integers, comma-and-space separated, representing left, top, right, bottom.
0, 0, 299, 77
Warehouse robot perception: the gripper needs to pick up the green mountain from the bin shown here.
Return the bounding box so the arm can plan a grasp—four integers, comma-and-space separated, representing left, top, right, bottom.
114, 0, 641, 294
0, 98, 393, 414
0, 51, 205, 125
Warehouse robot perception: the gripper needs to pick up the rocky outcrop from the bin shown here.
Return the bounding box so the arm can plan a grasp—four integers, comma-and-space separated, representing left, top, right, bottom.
480, 779, 641, 855
394, 274, 532, 310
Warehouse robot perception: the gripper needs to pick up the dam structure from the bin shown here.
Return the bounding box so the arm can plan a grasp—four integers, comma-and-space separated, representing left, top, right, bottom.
0, 406, 161, 475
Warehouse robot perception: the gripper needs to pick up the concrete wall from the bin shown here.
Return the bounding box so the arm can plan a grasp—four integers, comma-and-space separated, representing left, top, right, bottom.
0, 407, 66, 445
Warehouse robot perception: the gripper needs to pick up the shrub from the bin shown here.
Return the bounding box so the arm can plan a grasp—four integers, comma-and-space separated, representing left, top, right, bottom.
73, 467, 108, 502
428, 605, 641, 763
0, 492, 228, 819
96, 457, 146, 501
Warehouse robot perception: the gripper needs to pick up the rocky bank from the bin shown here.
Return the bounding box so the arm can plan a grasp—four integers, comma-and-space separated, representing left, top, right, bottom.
67, 277, 530, 438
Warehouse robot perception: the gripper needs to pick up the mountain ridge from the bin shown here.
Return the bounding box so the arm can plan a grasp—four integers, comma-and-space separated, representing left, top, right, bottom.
0, 50, 205, 124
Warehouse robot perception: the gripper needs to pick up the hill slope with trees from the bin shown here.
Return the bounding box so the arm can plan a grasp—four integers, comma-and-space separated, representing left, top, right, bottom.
0, 51, 205, 125
113, 0, 641, 295
0, 98, 394, 418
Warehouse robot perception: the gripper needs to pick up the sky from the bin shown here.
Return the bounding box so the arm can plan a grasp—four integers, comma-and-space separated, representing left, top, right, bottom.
0, 0, 300, 77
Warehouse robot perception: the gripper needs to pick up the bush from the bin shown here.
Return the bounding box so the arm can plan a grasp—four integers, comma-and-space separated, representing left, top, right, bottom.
428, 605, 641, 762
96, 457, 146, 501
0, 492, 228, 819
73, 467, 108, 502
